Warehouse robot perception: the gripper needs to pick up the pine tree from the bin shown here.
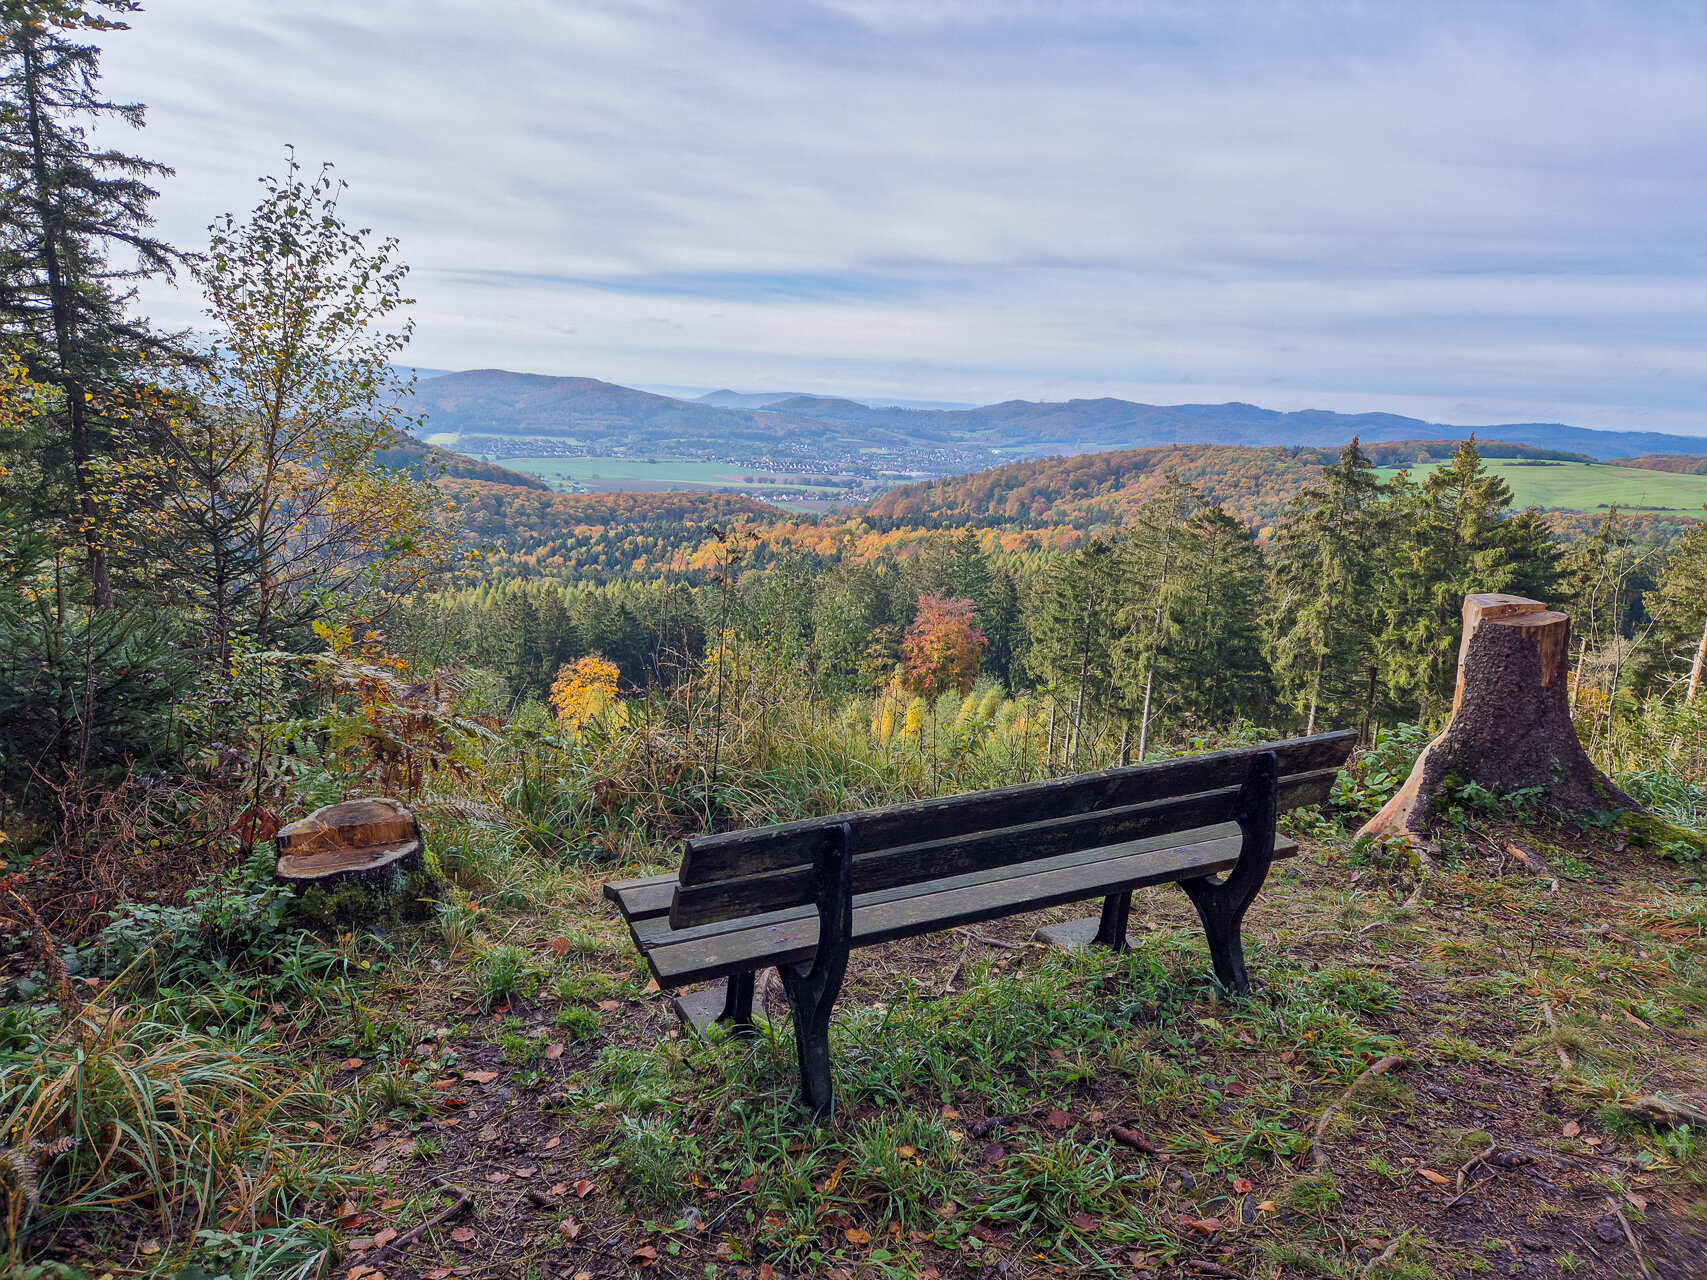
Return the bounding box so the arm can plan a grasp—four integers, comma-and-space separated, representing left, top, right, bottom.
1112, 475, 1199, 760
1376, 439, 1561, 723
1638, 520, 1707, 700
1265, 439, 1386, 735
1025, 534, 1126, 766
1161, 505, 1272, 730
0, 1, 177, 605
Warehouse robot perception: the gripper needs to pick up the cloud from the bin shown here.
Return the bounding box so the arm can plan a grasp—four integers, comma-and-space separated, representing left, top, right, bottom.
104, 0, 1707, 432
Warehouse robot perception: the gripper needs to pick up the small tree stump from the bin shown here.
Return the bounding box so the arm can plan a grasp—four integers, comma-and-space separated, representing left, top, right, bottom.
1358, 594, 1636, 845
275, 798, 438, 925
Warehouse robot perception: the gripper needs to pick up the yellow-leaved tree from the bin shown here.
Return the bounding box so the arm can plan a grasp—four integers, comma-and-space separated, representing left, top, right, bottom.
550, 655, 622, 731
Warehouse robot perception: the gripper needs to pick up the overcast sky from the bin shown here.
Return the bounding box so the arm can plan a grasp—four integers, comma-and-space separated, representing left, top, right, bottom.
104, 1, 1707, 432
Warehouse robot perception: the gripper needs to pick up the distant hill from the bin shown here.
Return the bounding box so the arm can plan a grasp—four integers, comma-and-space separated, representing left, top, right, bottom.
865, 440, 1612, 531
408, 368, 1707, 473
1611, 454, 1707, 476
372, 434, 551, 490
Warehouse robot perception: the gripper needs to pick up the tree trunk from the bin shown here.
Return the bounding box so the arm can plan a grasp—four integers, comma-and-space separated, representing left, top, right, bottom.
1358, 594, 1636, 844
275, 798, 439, 926
1689, 616, 1707, 702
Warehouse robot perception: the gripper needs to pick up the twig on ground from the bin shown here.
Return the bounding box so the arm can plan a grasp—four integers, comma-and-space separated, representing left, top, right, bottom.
1357, 1228, 1414, 1280
1441, 1142, 1500, 1209
1606, 1196, 1653, 1279
965, 931, 1029, 950
1309, 1053, 1404, 1171
1540, 1003, 1574, 1075
370, 1180, 475, 1263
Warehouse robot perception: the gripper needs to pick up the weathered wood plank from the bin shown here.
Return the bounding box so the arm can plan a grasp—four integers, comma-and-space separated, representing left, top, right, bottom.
648, 829, 1292, 987
678, 730, 1353, 885
636, 827, 1298, 953
602, 874, 676, 922
668, 767, 1336, 928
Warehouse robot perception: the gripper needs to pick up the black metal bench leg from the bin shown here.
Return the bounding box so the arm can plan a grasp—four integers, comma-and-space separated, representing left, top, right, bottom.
1093, 891, 1132, 950
716, 970, 757, 1037
1179, 750, 1278, 997
777, 822, 854, 1117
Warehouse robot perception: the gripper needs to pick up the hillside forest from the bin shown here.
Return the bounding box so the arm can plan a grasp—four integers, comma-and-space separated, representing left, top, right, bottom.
3, 9, 1707, 1280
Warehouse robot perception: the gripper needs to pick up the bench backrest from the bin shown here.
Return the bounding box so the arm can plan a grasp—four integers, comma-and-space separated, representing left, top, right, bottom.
668, 730, 1355, 929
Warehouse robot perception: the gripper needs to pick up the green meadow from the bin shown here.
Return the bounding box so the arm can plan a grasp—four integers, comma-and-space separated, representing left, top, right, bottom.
501, 454, 849, 496
1375, 458, 1707, 512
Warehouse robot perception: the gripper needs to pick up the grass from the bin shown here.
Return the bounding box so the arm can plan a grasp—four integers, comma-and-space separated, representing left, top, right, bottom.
1373, 458, 1707, 512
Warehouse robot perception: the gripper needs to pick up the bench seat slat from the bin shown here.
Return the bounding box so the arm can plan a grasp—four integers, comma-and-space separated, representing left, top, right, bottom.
641, 829, 1301, 987
602, 874, 677, 923
637, 825, 1299, 953
669, 767, 1336, 929
679, 730, 1352, 886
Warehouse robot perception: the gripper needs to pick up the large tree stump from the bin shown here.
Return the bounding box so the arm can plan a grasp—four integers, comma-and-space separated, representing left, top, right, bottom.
1358, 594, 1636, 845
275, 798, 439, 926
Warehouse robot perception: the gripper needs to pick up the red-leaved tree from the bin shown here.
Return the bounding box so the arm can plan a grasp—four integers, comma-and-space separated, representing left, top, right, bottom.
900, 595, 987, 697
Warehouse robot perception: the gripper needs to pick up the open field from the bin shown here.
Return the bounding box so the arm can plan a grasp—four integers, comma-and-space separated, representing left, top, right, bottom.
498, 454, 853, 498
1375, 460, 1707, 513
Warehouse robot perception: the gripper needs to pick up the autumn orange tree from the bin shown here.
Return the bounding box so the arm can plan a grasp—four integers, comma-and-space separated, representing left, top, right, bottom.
550, 654, 622, 730
898, 594, 986, 697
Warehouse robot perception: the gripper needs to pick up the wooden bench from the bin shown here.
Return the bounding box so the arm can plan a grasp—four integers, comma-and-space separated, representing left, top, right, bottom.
605, 730, 1354, 1115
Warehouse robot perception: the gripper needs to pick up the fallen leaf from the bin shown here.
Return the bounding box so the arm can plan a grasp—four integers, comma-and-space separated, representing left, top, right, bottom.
341, 1058, 365, 1070
1233, 1177, 1254, 1194
138, 1241, 161, 1256
559, 1217, 583, 1241
969, 1224, 996, 1242
1418, 1168, 1450, 1185
631, 1243, 659, 1263
936, 1200, 959, 1217
346, 1268, 380, 1280
758, 1266, 775, 1280
573, 1179, 596, 1199
1562, 1120, 1581, 1138
844, 1227, 872, 1245
549, 937, 573, 955
821, 1157, 849, 1192
544, 1136, 562, 1150
1189, 1217, 1221, 1235
463, 1070, 499, 1084
450, 1227, 476, 1243
486, 1172, 510, 1183
1258, 1200, 1278, 1212
597, 1000, 621, 1011
1045, 1109, 1071, 1129
644, 977, 660, 992
1111, 1125, 1159, 1153
1585, 1136, 1604, 1146
1626, 1191, 1649, 1211
1200, 1128, 1220, 1144
739, 1174, 758, 1193
545, 1043, 564, 1060
897, 1145, 917, 1158
1068, 1212, 1097, 1231
371, 1227, 399, 1248
515, 1165, 538, 1177
379, 1197, 406, 1211
425, 1270, 453, 1280
941, 1104, 961, 1119
982, 1142, 1006, 1163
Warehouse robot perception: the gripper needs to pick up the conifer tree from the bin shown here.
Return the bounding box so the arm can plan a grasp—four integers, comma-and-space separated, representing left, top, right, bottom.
1112, 475, 1199, 760
0, 0, 177, 605
1637, 519, 1707, 700
1162, 504, 1272, 729
1026, 534, 1126, 766
1376, 439, 1560, 723
1265, 439, 1385, 735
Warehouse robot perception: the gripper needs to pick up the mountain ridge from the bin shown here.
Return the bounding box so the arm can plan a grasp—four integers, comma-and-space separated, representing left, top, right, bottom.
407, 368, 1707, 468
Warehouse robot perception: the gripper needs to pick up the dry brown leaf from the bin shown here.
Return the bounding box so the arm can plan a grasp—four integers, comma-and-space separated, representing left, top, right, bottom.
1233, 1177, 1254, 1194
463, 1070, 499, 1084
450, 1226, 476, 1243
544, 1136, 562, 1149
1189, 1217, 1220, 1235
1044, 1110, 1071, 1129
941, 1104, 961, 1119
371, 1227, 399, 1248
548, 937, 573, 955
573, 1179, 596, 1199
597, 1000, 621, 1011
486, 1172, 509, 1183
559, 1217, 583, 1241
821, 1157, 849, 1192
1562, 1120, 1581, 1138
341, 1058, 365, 1070
844, 1227, 872, 1245
547, 1182, 569, 1196
379, 1197, 406, 1211
1418, 1168, 1450, 1185
545, 1043, 564, 1060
